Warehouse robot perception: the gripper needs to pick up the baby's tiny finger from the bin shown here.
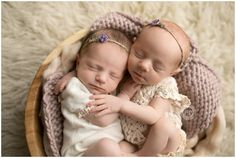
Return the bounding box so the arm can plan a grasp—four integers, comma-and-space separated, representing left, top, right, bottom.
95, 109, 109, 117
91, 105, 107, 112
90, 99, 105, 106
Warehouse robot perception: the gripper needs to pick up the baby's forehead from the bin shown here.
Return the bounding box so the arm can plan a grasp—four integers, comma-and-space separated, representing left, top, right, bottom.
139, 21, 190, 57
137, 27, 178, 47
85, 43, 128, 61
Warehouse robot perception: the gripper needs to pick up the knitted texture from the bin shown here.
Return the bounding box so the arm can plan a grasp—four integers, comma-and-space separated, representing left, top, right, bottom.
90, 12, 221, 138
40, 72, 64, 156
90, 12, 145, 38
175, 43, 221, 138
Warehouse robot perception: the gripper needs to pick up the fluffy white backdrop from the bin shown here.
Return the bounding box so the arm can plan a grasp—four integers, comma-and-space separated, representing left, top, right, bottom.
2, 1, 234, 156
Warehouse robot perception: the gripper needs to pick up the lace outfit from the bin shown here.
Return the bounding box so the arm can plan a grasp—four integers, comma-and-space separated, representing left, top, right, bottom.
61, 77, 123, 156
120, 77, 190, 156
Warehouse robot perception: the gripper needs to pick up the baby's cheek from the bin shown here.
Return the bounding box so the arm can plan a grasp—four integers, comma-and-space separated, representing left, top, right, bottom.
108, 81, 119, 92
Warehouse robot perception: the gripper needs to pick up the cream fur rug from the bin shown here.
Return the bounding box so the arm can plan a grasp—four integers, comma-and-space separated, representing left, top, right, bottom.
2, 2, 234, 156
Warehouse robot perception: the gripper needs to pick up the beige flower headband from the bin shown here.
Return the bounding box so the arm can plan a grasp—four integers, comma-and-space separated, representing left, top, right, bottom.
147, 19, 184, 69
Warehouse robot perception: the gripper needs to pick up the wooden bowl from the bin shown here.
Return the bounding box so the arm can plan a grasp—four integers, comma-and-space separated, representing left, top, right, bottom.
24, 29, 88, 156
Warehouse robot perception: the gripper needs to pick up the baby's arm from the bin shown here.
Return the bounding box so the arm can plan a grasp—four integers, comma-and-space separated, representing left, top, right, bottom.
88, 95, 170, 125
120, 96, 170, 124
54, 70, 76, 94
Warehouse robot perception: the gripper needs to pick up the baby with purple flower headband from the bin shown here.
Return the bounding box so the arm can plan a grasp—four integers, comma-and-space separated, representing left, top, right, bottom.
54, 29, 132, 156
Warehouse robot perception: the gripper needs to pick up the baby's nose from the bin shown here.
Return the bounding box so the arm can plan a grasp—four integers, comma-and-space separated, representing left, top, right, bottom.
139, 59, 151, 72
95, 72, 107, 84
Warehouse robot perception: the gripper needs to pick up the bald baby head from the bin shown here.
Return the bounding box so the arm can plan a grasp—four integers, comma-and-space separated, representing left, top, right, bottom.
160, 19, 191, 63
140, 19, 191, 69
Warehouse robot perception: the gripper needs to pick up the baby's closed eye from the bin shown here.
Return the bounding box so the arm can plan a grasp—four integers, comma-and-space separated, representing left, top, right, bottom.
87, 63, 99, 70
109, 72, 121, 79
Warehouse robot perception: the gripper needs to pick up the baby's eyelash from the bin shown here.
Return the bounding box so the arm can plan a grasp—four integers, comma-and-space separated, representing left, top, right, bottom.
153, 65, 163, 72
88, 64, 98, 70
110, 73, 120, 79
134, 50, 144, 58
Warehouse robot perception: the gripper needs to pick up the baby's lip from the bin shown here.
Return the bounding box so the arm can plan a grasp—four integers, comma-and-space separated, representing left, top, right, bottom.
134, 71, 144, 78
89, 84, 106, 93
132, 71, 146, 83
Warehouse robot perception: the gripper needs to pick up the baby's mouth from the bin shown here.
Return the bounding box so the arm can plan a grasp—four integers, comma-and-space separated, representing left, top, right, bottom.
88, 84, 106, 93
133, 71, 145, 81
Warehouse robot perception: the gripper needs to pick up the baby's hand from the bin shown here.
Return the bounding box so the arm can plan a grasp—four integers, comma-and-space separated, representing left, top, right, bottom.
54, 78, 68, 95
120, 78, 141, 99
54, 71, 76, 95
87, 94, 122, 117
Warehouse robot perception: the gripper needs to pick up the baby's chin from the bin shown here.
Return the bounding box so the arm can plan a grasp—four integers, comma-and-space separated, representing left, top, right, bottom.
132, 77, 153, 85
132, 76, 145, 84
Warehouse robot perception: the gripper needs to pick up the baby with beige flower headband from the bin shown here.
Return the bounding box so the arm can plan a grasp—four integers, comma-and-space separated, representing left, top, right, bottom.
87, 19, 191, 156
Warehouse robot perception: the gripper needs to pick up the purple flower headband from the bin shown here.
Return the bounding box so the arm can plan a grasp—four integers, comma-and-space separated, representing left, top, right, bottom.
82, 33, 129, 52
148, 19, 184, 69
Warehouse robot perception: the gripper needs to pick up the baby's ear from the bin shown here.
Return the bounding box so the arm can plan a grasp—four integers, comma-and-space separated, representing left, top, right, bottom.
171, 68, 181, 76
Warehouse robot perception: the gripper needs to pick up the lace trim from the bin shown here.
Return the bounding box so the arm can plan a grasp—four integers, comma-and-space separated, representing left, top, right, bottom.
155, 77, 191, 114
